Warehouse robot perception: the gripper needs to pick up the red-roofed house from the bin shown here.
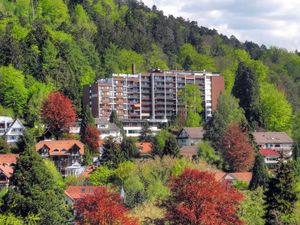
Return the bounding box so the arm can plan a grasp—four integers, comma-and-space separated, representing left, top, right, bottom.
35, 140, 84, 176
260, 148, 280, 168
0, 154, 19, 188
65, 186, 97, 206
214, 172, 253, 185
135, 142, 152, 156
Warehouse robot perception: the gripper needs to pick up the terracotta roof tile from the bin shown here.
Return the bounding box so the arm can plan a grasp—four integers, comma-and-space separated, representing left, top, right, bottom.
82, 165, 97, 178
0, 154, 19, 164
215, 172, 253, 183
65, 186, 98, 201
35, 140, 84, 156
228, 172, 253, 183
0, 164, 14, 178
260, 148, 280, 157
135, 142, 152, 154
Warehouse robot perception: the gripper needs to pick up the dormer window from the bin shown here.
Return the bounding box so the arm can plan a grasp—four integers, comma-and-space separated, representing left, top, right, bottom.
61, 149, 67, 154
53, 149, 59, 154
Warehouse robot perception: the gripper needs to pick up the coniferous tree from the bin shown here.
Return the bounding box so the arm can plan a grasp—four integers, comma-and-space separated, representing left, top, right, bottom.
163, 136, 179, 157
1, 131, 72, 224
249, 154, 269, 190
101, 136, 126, 169
109, 110, 123, 129
121, 137, 139, 159
80, 107, 95, 139
140, 122, 152, 142
264, 160, 298, 225
232, 62, 262, 128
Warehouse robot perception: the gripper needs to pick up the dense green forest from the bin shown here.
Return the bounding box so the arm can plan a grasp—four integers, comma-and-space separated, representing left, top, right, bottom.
0, 0, 299, 134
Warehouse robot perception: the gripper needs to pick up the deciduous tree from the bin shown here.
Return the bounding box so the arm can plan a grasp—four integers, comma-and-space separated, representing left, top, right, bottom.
75, 187, 139, 225
84, 126, 100, 153
41, 92, 76, 139
222, 124, 255, 172
166, 169, 243, 225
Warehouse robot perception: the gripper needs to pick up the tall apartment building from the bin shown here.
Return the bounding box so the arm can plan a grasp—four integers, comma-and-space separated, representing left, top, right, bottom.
83, 70, 224, 123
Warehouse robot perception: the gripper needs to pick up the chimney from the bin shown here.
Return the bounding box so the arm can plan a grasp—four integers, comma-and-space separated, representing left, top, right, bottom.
132, 64, 135, 74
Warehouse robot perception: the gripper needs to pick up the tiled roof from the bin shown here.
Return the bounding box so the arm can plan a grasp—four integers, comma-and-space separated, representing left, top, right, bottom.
35, 140, 84, 156
253, 132, 293, 144
180, 127, 204, 139
135, 142, 152, 154
82, 165, 97, 178
227, 172, 253, 183
260, 148, 280, 157
0, 154, 19, 165
214, 172, 253, 183
0, 164, 14, 178
180, 146, 198, 158
65, 186, 98, 201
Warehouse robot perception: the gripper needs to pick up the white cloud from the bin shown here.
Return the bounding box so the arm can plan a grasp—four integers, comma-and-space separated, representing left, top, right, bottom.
141, 0, 300, 51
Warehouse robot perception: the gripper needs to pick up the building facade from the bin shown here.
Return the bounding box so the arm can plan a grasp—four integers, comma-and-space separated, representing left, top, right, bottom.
35, 140, 85, 176
253, 132, 293, 158
0, 116, 25, 146
83, 70, 224, 123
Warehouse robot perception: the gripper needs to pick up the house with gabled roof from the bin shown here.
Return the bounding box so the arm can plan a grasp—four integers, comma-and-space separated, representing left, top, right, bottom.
214, 172, 253, 185
0, 116, 25, 146
253, 132, 293, 158
0, 154, 19, 188
35, 140, 85, 176
64, 186, 97, 206
176, 127, 204, 147
260, 148, 280, 168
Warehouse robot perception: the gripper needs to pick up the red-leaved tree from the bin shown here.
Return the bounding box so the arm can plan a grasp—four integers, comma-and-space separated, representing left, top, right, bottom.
41, 92, 76, 139
84, 126, 100, 152
75, 187, 139, 225
166, 169, 243, 225
222, 124, 255, 172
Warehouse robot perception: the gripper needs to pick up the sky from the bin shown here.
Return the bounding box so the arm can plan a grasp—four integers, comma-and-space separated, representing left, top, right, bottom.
142, 0, 300, 51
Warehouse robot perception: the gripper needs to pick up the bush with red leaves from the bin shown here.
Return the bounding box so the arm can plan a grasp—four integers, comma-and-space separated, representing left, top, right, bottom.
222, 124, 255, 172
166, 169, 244, 225
75, 186, 139, 225
84, 126, 100, 152
41, 92, 76, 138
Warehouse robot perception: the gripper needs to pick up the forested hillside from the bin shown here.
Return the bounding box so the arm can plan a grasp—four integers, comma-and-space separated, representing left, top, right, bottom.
0, 0, 299, 133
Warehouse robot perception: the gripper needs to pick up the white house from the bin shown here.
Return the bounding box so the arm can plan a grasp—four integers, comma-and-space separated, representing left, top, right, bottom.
177, 127, 204, 147
95, 118, 122, 141
0, 116, 25, 146
253, 132, 293, 158
260, 148, 280, 169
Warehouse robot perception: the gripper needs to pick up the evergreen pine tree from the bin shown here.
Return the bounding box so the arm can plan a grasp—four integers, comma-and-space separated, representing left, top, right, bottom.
163, 136, 179, 157
80, 106, 95, 139
249, 154, 269, 190
140, 122, 152, 142
232, 62, 262, 128
109, 110, 123, 129
264, 160, 298, 225
121, 137, 139, 159
1, 132, 72, 224
101, 136, 126, 169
